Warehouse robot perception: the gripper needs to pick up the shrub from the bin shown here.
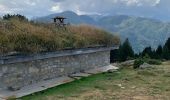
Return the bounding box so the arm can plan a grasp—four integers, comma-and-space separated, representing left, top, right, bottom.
146, 59, 162, 65
133, 58, 162, 69
3, 14, 28, 21
133, 59, 145, 69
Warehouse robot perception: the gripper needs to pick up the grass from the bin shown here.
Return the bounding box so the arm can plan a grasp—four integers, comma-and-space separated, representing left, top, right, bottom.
20, 61, 170, 100
0, 18, 120, 54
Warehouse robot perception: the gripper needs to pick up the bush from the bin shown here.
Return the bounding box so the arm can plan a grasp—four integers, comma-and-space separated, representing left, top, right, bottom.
3, 14, 28, 21
133, 59, 145, 69
133, 58, 162, 69
146, 59, 162, 65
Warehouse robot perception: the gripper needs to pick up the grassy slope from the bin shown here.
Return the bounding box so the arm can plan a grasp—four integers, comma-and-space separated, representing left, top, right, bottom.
0, 19, 120, 54
21, 61, 170, 100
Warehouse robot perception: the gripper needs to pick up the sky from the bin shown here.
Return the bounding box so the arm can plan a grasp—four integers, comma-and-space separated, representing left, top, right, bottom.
0, 0, 170, 21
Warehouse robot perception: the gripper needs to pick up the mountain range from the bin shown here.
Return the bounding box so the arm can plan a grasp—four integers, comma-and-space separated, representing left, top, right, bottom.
35, 11, 170, 52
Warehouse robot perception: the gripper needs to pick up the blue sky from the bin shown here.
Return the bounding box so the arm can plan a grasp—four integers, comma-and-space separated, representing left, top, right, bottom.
0, 0, 170, 20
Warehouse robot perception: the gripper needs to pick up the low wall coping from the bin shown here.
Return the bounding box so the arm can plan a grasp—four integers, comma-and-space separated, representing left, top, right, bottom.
0, 47, 118, 65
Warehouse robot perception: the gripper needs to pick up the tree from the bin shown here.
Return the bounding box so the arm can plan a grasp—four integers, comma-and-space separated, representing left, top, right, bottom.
162, 46, 170, 60
156, 45, 163, 59
162, 38, 170, 60
141, 46, 159, 59
142, 46, 152, 57
110, 38, 135, 62
164, 38, 170, 51
119, 38, 134, 61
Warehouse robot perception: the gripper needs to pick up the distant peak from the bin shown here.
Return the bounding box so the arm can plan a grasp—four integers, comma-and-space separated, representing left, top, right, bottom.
60, 11, 77, 15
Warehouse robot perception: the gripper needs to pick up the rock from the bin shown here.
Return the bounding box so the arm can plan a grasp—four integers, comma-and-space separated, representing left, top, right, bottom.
139, 63, 153, 69
117, 84, 122, 87
119, 60, 135, 67
112, 63, 118, 66
131, 86, 136, 89
107, 69, 118, 73
116, 84, 125, 89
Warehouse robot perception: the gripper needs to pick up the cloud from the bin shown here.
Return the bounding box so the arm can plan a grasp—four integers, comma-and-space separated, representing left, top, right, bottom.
25, 0, 36, 6
51, 0, 66, 2
50, 3, 62, 12
0, 0, 169, 21
0, 4, 10, 13
0, 4, 21, 14
119, 0, 161, 6
50, 0, 162, 14
0, 0, 56, 18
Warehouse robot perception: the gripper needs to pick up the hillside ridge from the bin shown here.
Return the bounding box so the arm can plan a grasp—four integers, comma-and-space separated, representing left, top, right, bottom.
35, 11, 170, 52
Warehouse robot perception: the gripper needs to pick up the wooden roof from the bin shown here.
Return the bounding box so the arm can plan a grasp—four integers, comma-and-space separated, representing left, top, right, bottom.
53, 16, 66, 19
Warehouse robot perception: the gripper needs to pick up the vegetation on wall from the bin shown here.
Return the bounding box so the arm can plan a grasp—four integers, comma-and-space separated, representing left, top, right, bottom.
3, 14, 28, 21
0, 14, 120, 55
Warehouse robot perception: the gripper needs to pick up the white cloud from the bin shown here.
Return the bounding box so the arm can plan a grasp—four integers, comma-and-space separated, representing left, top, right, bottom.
0, 0, 57, 17
109, 0, 161, 6
0, 0, 169, 21
0, 4, 9, 12
50, 3, 62, 12
0, 4, 21, 14
25, 0, 36, 6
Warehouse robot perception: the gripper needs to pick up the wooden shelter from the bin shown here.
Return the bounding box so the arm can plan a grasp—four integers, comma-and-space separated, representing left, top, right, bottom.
53, 16, 67, 27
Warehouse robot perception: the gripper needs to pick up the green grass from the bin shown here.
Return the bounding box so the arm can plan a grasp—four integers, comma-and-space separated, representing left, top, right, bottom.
20, 61, 170, 100
21, 72, 123, 100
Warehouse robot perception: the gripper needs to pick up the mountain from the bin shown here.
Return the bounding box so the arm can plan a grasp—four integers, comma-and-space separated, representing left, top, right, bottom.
35, 11, 96, 24
35, 11, 170, 52
98, 16, 170, 52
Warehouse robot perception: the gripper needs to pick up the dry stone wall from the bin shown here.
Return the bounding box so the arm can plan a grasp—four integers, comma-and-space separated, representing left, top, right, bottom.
0, 47, 114, 91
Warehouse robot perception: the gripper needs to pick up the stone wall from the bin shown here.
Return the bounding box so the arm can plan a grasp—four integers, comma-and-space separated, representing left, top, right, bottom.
0, 47, 115, 91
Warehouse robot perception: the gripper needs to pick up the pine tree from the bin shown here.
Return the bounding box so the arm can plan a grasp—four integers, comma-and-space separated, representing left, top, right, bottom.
151, 50, 157, 59
119, 38, 134, 61
162, 46, 170, 60
156, 45, 163, 59
165, 38, 170, 51
162, 38, 170, 60
142, 46, 153, 57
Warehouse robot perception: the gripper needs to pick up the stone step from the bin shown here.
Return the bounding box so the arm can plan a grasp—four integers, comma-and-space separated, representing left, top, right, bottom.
70, 73, 91, 77
68, 73, 91, 80
85, 65, 119, 74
